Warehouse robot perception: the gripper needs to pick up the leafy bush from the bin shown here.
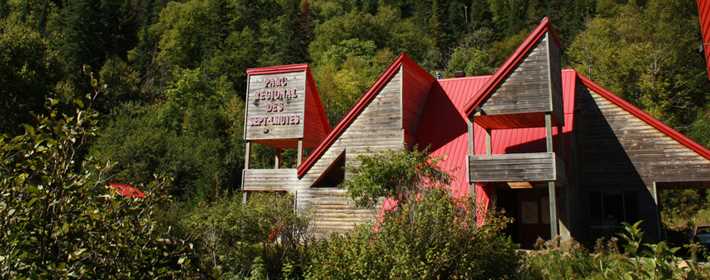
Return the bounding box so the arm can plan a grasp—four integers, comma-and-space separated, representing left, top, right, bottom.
344, 148, 449, 207
180, 192, 312, 279
306, 188, 520, 279
0, 88, 196, 278
519, 221, 710, 280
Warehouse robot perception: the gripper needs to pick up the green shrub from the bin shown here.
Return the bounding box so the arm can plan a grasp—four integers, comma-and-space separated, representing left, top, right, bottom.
180, 192, 312, 279
519, 222, 710, 280
0, 89, 196, 278
306, 188, 520, 279
344, 148, 450, 208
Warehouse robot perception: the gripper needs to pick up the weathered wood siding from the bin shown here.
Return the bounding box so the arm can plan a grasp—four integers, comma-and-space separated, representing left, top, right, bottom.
242, 168, 301, 192
576, 90, 710, 187
299, 68, 405, 188
468, 152, 560, 182
574, 87, 710, 242
481, 36, 550, 115
245, 71, 306, 140
296, 188, 376, 238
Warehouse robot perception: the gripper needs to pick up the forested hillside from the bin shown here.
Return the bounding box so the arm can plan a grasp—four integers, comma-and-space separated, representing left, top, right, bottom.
1, 0, 707, 199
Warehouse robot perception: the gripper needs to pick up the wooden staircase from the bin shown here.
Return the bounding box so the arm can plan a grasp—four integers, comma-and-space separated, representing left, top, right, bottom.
296, 188, 377, 238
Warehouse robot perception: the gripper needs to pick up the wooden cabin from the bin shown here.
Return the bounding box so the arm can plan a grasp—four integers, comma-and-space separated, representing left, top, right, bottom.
242, 18, 710, 246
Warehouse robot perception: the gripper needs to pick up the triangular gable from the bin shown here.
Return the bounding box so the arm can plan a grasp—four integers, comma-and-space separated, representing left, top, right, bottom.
577, 73, 710, 160
463, 17, 560, 118
297, 53, 432, 177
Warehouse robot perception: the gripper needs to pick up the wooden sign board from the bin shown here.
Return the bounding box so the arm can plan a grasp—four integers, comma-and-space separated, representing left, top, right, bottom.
245, 70, 306, 141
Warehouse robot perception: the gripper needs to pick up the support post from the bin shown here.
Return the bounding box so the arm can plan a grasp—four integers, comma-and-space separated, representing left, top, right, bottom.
466, 119, 474, 156
244, 141, 251, 169
485, 128, 492, 158
297, 140, 303, 166
274, 149, 281, 169
467, 117, 477, 223
545, 113, 559, 238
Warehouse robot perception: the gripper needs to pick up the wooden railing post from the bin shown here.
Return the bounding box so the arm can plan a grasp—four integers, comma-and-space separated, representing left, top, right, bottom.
545, 113, 559, 238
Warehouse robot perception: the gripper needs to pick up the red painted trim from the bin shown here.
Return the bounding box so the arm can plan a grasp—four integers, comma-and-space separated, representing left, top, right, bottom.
247, 64, 309, 75
577, 73, 710, 160
464, 17, 555, 116
297, 54, 423, 177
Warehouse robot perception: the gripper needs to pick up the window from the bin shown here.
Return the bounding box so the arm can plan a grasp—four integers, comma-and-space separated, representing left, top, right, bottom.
589, 191, 639, 228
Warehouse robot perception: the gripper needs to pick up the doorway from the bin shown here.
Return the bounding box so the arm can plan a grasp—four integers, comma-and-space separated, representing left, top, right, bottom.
497, 186, 550, 248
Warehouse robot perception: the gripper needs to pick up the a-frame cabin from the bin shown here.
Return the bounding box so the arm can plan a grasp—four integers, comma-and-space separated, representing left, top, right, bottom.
241, 18, 710, 245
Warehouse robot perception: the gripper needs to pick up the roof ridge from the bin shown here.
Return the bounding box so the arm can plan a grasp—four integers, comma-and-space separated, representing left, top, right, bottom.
577, 72, 710, 160
463, 17, 555, 115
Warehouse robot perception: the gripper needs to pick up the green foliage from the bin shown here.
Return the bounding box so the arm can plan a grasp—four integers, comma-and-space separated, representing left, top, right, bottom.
520, 222, 710, 280
306, 189, 519, 279
89, 68, 245, 199
180, 192, 312, 278
0, 19, 60, 135
344, 148, 450, 208
0, 89, 196, 278
567, 0, 709, 136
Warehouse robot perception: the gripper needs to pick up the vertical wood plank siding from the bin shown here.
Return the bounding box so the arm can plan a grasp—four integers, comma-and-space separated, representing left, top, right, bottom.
481, 36, 552, 115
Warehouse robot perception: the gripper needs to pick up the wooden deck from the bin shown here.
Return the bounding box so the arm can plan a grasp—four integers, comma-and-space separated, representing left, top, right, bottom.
468, 152, 564, 183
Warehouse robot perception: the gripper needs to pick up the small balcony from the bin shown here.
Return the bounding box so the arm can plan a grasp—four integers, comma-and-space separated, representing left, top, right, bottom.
468, 152, 565, 183
242, 168, 299, 192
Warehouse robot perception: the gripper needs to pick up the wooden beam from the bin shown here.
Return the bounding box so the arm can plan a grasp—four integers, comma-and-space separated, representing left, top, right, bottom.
548, 181, 558, 238
244, 141, 251, 169
545, 113, 553, 153
274, 149, 282, 169
485, 128, 492, 158
545, 113, 558, 239
467, 119, 474, 155
297, 140, 303, 166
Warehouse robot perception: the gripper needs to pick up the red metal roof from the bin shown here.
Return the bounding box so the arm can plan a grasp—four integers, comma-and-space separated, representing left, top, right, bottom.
463, 17, 559, 116
697, 0, 710, 79
108, 183, 145, 199
297, 53, 431, 177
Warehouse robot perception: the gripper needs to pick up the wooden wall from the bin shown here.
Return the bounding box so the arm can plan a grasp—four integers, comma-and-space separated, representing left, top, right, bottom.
481, 34, 560, 119
242, 168, 301, 192
468, 152, 559, 182
574, 87, 710, 241
299, 68, 405, 188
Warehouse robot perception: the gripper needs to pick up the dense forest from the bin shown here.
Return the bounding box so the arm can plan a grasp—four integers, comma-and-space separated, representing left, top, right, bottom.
1, 0, 710, 278
1, 0, 708, 198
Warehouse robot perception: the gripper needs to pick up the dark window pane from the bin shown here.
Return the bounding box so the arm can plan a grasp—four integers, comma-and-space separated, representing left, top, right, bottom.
624, 191, 638, 222
603, 193, 623, 225
590, 191, 602, 225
